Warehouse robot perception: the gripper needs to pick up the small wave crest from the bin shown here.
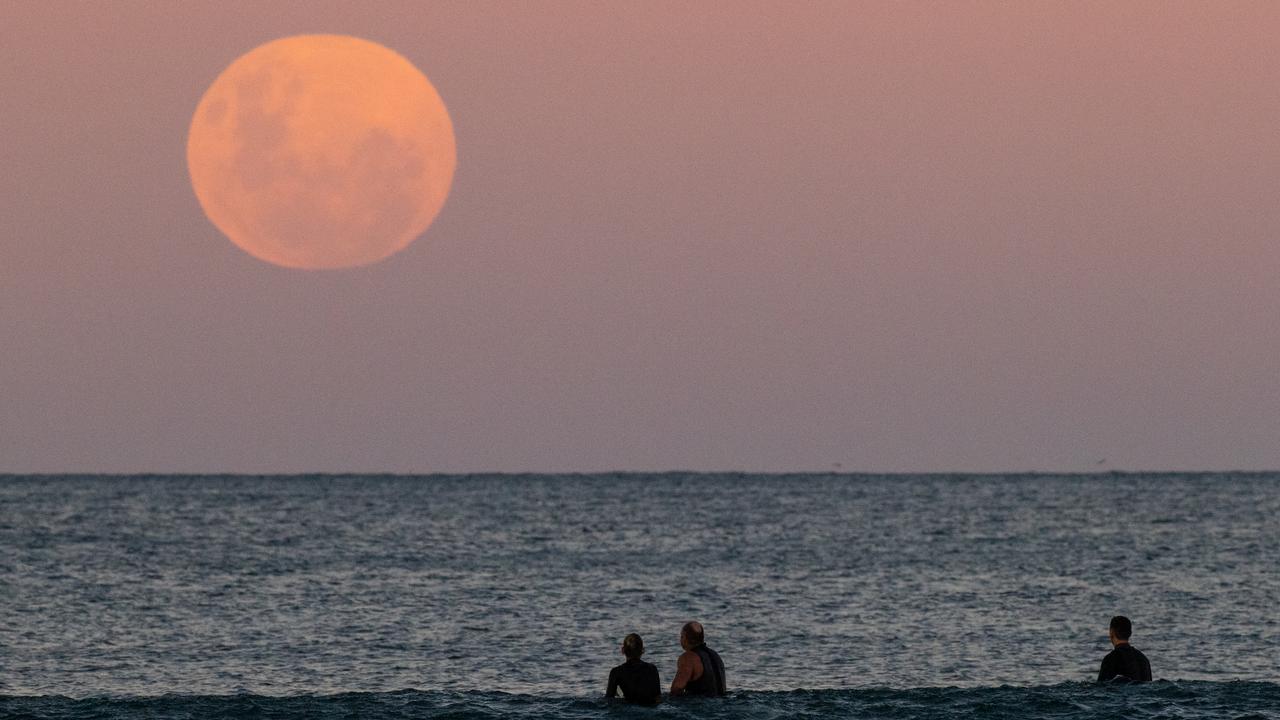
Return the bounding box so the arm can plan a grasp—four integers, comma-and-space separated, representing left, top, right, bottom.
4, 682, 1279, 720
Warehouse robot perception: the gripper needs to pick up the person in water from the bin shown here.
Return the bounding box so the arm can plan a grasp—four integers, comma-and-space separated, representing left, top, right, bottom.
606, 633, 661, 705
670, 621, 726, 697
1097, 615, 1152, 683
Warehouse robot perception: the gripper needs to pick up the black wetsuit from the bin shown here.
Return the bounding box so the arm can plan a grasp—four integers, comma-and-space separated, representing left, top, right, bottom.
1098, 643, 1152, 683
683, 644, 726, 697
607, 658, 661, 705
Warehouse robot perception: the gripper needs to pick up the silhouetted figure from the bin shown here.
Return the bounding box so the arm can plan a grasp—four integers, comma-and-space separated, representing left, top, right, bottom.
606, 633, 661, 705
670, 621, 726, 697
1098, 615, 1152, 683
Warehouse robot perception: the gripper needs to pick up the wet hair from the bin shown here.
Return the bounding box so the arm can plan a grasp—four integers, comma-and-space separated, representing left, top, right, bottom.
622, 633, 644, 659
681, 621, 704, 646
1110, 615, 1133, 640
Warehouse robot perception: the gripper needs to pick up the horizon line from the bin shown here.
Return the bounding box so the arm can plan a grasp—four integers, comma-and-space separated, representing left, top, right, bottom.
2, 469, 1278, 479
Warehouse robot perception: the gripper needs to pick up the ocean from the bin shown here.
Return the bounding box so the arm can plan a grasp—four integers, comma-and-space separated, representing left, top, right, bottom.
2, 473, 1277, 719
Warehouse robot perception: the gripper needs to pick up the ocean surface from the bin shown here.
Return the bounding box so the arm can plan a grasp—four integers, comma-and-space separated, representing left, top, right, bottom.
2, 473, 1277, 719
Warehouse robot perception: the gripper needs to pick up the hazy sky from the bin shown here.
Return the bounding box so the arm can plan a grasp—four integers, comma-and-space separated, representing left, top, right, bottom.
3, 1, 1278, 473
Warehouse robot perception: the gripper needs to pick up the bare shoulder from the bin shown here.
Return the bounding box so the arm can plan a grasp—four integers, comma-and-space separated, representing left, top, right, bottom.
679, 649, 702, 670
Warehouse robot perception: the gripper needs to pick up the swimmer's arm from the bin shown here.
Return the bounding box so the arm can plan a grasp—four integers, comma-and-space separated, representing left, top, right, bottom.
606, 667, 619, 698
670, 652, 693, 696
1097, 654, 1116, 683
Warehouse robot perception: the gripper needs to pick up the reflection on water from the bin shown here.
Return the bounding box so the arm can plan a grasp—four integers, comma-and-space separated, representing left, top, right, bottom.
1, 473, 1277, 696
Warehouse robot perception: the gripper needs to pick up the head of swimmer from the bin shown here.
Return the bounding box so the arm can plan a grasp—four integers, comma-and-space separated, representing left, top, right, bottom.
621, 633, 645, 660
680, 621, 705, 651
1108, 615, 1133, 647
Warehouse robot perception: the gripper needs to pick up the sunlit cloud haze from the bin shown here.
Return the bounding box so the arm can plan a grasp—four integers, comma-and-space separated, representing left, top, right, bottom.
2, 1, 1277, 473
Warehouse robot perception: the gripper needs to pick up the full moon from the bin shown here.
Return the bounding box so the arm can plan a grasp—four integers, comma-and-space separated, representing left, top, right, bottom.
187, 35, 456, 269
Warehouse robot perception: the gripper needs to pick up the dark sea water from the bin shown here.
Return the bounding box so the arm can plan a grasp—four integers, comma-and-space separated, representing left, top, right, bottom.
2, 473, 1278, 719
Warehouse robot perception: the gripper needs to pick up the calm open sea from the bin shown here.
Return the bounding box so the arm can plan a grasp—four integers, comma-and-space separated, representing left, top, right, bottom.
2, 473, 1277, 719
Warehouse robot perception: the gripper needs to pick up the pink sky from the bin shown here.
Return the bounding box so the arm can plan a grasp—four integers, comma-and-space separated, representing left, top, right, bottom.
2, 1, 1277, 473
